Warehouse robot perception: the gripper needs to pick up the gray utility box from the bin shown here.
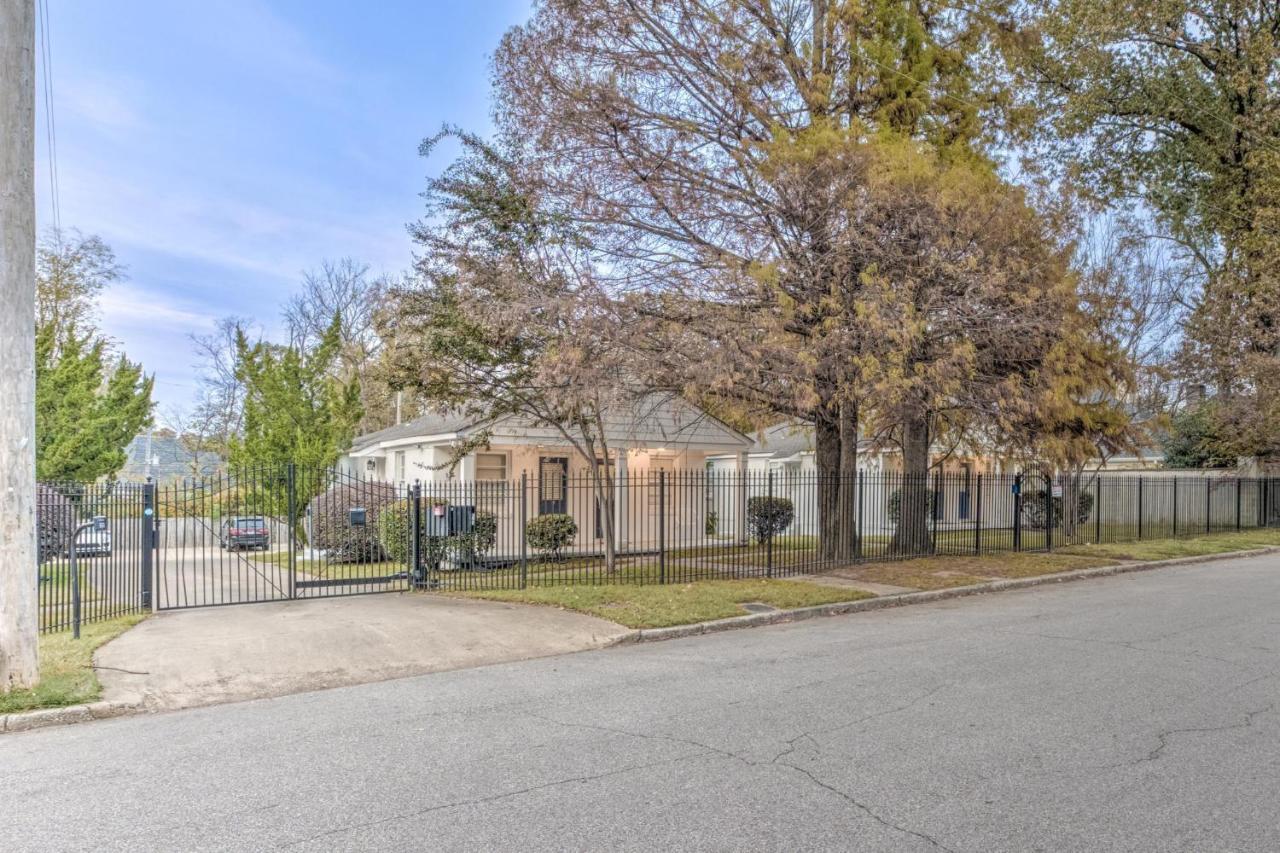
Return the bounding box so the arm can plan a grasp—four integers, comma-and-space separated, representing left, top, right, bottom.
425, 504, 475, 538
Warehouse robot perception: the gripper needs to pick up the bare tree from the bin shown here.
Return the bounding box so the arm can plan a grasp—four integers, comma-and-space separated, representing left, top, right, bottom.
283, 258, 401, 431
189, 316, 254, 459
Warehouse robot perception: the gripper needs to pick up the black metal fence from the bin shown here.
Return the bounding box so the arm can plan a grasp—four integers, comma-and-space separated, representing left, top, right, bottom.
36, 466, 1280, 629
36, 480, 153, 633
393, 469, 1280, 591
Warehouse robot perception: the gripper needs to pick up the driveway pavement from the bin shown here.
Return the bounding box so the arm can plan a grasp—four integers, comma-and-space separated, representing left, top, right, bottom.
95, 592, 628, 710
5, 551, 1279, 851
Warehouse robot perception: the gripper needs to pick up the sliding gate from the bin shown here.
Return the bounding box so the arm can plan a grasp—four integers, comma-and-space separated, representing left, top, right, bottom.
154, 464, 412, 610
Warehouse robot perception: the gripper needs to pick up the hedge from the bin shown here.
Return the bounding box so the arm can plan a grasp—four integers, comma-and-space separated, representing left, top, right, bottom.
309, 481, 399, 563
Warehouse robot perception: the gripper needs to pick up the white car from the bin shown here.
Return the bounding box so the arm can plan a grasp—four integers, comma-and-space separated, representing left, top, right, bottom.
65, 525, 112, 558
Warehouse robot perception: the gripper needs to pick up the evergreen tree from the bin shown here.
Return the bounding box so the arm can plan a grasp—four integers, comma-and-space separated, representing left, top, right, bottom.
35, 323, 154, 482
229, 316, 362, 472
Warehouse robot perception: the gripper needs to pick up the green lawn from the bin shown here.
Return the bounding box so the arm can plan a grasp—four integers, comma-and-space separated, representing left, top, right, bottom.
452, 578, 873, 628
1060, 528, 1280, 562
0, 614, 147, 715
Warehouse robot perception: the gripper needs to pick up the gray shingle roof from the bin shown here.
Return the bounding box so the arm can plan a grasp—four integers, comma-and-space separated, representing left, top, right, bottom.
750, 422, 815, 458
349, 410, 481, 452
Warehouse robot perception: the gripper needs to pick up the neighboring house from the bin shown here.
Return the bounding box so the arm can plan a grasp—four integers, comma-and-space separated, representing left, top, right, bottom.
338, 395, 754, 557
119, 431, 224, 483
707, 421, 1002, 536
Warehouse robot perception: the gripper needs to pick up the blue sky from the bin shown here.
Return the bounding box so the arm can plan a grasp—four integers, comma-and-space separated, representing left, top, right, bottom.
35, 0, 532, 414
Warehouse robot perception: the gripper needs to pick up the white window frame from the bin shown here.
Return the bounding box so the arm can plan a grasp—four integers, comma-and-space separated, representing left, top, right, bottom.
474, 451, 510, 495
394, 451, 406, 483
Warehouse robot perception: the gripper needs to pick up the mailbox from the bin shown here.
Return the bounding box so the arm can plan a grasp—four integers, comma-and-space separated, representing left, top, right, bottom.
349, 507, 367, 527
92, 515, 108, 532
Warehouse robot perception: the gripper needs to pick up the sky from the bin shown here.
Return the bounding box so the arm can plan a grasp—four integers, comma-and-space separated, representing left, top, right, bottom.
35, 0, 532, 416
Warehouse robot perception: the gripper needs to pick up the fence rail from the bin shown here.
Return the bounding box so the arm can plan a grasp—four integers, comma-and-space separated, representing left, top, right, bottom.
35, 467, 1280, 630
36, 480, 153, 633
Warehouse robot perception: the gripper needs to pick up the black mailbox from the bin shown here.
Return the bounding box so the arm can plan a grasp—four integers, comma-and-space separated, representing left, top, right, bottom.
349, 507, 367, 527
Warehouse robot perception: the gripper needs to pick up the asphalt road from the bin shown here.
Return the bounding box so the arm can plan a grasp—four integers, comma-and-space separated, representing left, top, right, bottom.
3, 553, 1279, 852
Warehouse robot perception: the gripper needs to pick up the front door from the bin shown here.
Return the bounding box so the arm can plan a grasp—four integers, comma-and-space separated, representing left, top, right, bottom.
539, 457, 569, 515
958, 463, 973, 521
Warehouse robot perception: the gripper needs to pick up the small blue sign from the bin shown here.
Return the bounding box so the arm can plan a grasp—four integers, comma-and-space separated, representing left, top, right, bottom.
1011, 483, 1021, 496
143, 507, 154, 517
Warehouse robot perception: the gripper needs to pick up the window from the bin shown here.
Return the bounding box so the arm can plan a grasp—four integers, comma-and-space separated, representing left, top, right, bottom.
648, 455, 674, 507
394, 451, 406, 483
476, 452, 509, 484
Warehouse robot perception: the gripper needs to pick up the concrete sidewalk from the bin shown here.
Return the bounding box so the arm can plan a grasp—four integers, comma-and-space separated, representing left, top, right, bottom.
95, 593, 628, 711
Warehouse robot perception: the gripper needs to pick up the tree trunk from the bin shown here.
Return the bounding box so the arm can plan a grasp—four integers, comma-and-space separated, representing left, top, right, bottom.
836, 400, 858, 560
0, 0, 39, 692
814, 401, 841, 562
890, 411, 933, 556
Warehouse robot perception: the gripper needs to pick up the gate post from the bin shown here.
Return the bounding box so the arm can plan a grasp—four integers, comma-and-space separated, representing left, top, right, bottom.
1013, 473, 1023, 551
1205, 478, 1211, 534
659, 470, 668, 584
140, 478, 154, 611
519, 471, 528, 589
1172, 477, 1178, 537
764, 471, 774, 577
1236, 478, 1242, 530
286, 462, 297, 599
409, 480, 422, 586
974, 473, 982, 555
1137, 476, 1144, 540
1045, 474, 1053, 552
855, 470, 864, 560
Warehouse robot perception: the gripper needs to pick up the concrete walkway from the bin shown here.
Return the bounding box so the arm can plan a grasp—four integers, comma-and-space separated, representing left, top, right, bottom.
96, 593, 628, 711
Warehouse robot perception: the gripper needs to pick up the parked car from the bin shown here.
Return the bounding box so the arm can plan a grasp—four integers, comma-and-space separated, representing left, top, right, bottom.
63, 523, 112, 558
220, 516, 270, 551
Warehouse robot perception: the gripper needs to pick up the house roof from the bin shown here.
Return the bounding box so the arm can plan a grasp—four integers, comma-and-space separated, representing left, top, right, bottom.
347, 396, 753, 455
749, 422, 816, 459
349, 410, 478, 453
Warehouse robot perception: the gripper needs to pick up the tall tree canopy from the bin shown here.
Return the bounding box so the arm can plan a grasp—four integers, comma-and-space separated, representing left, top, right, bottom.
34, 229, 153, 482
467, 0, 1127, 553
1024, 0, 1280, 458
229, 316, 362, 471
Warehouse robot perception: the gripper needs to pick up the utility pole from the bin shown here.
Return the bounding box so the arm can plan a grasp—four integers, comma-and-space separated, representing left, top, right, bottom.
0, 0, 39, 692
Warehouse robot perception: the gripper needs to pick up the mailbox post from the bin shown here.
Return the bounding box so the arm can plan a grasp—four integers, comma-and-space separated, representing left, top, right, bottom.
68, 515, 108, 640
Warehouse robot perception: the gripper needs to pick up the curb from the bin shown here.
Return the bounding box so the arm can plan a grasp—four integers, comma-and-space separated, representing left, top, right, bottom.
1, 700, 142, 735
614, 546, 1280, 645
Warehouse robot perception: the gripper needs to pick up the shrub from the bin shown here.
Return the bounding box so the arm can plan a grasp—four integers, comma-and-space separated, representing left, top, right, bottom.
455, 510, 498, 566
526, 513, 577, 561
886, 488, 940, 525
747, 496, 794, 545
309, 481, 399, 563
705, 509, 719, 536
36, 483, 76, 563
1022, 488, 1095, 530
378, 503, 499, 570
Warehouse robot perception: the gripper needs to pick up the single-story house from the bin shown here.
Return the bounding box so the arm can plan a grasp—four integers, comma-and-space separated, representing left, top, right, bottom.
338, 395, 754, 557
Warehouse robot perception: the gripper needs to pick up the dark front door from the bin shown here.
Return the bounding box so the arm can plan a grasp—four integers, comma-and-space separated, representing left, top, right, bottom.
958, 464, 973, 521
539, 457, 569, 515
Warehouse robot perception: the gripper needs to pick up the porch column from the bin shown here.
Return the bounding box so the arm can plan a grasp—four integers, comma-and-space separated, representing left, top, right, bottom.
614, 452, 628, 550
735, 450, 749, 545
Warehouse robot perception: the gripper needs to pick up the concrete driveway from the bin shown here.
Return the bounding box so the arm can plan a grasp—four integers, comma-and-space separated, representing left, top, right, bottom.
96, 592, 628, 711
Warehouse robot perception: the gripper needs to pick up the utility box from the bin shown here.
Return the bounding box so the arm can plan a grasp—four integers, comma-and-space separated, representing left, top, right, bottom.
425, 504, 475, 537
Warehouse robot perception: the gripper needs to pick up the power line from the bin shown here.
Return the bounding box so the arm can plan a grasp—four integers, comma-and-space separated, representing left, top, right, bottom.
36, 0, 60, 234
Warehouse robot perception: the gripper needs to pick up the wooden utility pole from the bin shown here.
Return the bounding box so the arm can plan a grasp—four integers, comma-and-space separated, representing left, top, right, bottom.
0, 0, 39, 692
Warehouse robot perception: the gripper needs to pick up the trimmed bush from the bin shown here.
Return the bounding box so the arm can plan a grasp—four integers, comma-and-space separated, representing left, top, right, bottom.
455, 510, 498, 566
747, 496, 794, 545
36, 483, 76, 563
1022, 488, 1095, 530
886, 488, 940, 525
377, 503, 498, 569
309, 481, 399, 563
526, 513, 577, 561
